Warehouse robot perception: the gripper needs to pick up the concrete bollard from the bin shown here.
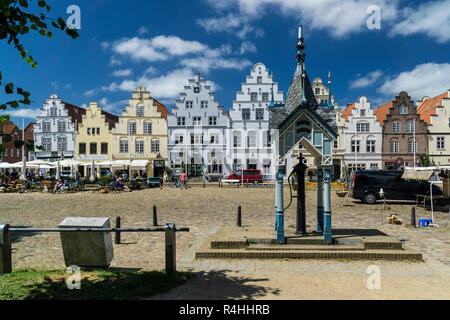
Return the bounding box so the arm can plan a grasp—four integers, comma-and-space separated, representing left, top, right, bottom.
165, 223, 176, 273
115, 216, 121, 244
153, 206, 158, 227
0, 224, 12, 274
411, 207, 416, 228
237, 206, 242, 227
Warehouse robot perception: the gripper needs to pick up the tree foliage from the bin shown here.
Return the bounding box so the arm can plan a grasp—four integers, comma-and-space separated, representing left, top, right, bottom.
0, 0, 79, 160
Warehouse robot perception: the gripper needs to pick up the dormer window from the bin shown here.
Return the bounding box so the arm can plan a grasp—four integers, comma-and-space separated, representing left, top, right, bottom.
136, 106, 144, 116
186, 101, 193, 109
360, 109, 365, 116
194, 87, 200, 93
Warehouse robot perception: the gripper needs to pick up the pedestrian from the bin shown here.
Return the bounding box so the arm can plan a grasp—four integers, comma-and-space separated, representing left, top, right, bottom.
180, 171, 187, 189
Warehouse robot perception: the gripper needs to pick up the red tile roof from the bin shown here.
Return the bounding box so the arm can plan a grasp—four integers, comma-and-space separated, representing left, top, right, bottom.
152, 98, 168, 120
62, 102, 86, 125
341, 103, 355, 121
374, 101, 393, 125
417, 91, 449, 124
0, 120, 19, 135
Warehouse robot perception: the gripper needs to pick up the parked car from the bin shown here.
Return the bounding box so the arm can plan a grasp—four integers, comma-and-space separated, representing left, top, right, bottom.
351, 170, 443, 204
225, 169, 263, 184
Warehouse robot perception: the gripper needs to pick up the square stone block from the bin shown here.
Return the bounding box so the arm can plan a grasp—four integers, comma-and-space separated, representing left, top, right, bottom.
59, 217, 114, 268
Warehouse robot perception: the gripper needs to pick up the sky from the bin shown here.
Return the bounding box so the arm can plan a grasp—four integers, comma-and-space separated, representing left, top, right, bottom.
1, 0, 450, 128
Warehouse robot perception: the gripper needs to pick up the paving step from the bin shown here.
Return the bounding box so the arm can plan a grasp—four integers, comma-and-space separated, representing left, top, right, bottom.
195, 249, 423, 261
363, 240, 403, 250
248, 244, 365, 251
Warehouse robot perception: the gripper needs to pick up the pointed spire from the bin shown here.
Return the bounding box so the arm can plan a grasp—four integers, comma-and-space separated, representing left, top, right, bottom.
297, 25, 307, 105
269, 72, 275, 108
327, 70, 334, 108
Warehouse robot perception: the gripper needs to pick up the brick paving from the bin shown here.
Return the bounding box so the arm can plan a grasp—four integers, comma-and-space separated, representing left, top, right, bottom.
1, 186, 448, 299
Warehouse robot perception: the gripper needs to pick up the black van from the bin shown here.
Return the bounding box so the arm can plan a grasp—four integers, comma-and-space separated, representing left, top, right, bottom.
351, 170, 443, 204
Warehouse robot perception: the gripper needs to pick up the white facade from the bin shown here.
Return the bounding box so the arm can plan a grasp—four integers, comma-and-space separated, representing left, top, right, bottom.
342, 96, 383, 170
33, 94, 84, 161
226, 62, 284, 180
168, 72, 229, 179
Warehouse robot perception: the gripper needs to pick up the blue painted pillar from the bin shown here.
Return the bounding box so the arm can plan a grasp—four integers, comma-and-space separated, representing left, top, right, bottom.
275, 167, 285, 244
323, 168, 332, 244
316, 167, 324, 232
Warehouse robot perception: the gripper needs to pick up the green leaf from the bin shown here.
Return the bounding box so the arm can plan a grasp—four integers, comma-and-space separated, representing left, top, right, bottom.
2, 135, 12, 143
38, 29, 46, 36
0, 115, 10, 122
7, 101, 19, 108
19, 0, 29, 8
5, 83, 13, 94
57, 17, 65, 28
14, 140, 25, 149
47, 31, 52, 38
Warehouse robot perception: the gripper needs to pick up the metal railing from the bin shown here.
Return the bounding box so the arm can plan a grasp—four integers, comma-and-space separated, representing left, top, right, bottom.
0, 223, 189, 274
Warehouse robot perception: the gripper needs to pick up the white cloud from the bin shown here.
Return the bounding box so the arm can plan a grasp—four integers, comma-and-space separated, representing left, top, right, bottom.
200, 0, 400, 38
0, 108, 40, 119
390, 0, 450, 43
378, 63, 450, 100
197, 13, 265, 39
100, 41, 109, 50
110, 56, 122, 66
180, 57, 252, 73
138, 26, 149, 36
239, 41, 257, 54
111, 69, 133, 77
83, 88, 97, 96
350, 70, 383, 89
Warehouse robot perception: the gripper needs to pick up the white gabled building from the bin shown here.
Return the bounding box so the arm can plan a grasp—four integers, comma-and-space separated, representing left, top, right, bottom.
341, 96, 383, 171
226, 62, 284, 181
167, 72, 229, 180
33, 94, 85, 162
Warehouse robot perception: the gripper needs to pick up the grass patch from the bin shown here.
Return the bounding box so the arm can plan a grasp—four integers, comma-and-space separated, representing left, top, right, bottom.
0, 268, 194, 300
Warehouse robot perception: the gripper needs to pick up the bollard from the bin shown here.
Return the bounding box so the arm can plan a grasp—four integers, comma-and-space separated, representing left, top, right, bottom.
165, 223, 176, 273
237, 206, 242, 227
153, 206, 158, 227
115, 216, 121, 244
0, 224, 12, 274
411, 207, 416, 228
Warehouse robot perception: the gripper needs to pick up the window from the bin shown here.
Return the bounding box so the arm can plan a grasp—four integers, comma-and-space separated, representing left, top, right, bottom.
209, 117, 217, 125
250, 93, 258, 101
437, 137, 445, 150
248, 132, 256, 148
390, 140, 399, 153
406, 121, 415, 133
360, 109, 366, 116
392, 122, 401, 133
101, 143, 108, 154
136, 140, 144, 153
16, 150, 20, 157
79, 143, 86, 154
315, 88, 320, 95
177, 117, 185, 126
50, 107, 57, 117
41, 138, 51, 151
263, 131, 270, 147
57, 137, 67, 151
263, 161, 271, 174
257, 76, 262, 83
87, 128, 91, 135
193, 87, 200, 93
120, 140, 128, 153
175, 135, 184, 144
233, 159, 241, 172
366, 140, 376, 153
356, 122, 370, 132
90, 143, 97, 154
193, 117, 201, 126
233, 132, 241, 147
399, 105, 408, 114
370, 163, 379, 169
191, 134, 203, 145
151, 139, 160, 153
57, 121, 66, 132
43, 122, 51, 132
144, 122, 152, 134
128, 122, 136, 134
136, 106, 144, 116
201, 101, 208, 108
408, 139, 417, 153
262, 92, 269, 101
186, 101, 193, 108
96, 128, 100, 135
210, 134, 219, 144
351, 140, 360, 152
242, 108, 251, 120
256, 108, 264, 120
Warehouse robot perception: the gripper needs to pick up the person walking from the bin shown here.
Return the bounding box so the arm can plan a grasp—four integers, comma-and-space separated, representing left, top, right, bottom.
180, 171, 187, 189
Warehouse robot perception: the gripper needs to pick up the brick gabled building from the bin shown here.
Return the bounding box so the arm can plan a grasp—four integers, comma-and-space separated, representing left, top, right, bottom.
0, 120, 22, 163
374, 91, 428, 169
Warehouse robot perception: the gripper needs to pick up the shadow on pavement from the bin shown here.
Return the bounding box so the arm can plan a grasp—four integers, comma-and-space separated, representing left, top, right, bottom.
148, 269, 281, 300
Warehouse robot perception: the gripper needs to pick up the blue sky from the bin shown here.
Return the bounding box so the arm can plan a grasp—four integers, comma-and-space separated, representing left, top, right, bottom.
1, 0, 450, 128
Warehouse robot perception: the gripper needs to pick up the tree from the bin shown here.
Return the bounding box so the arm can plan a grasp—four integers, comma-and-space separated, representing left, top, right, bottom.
0, 0, 79, 159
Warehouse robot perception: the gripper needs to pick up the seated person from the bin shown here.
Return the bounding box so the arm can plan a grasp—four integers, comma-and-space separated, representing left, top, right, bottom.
115, 179, 130, 192
60, 180, 70, 191
53, 179, 63, 193
0, 179, 7, 192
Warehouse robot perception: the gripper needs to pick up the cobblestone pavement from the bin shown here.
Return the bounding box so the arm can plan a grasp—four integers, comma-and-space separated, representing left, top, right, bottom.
1, 186, 448, 299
